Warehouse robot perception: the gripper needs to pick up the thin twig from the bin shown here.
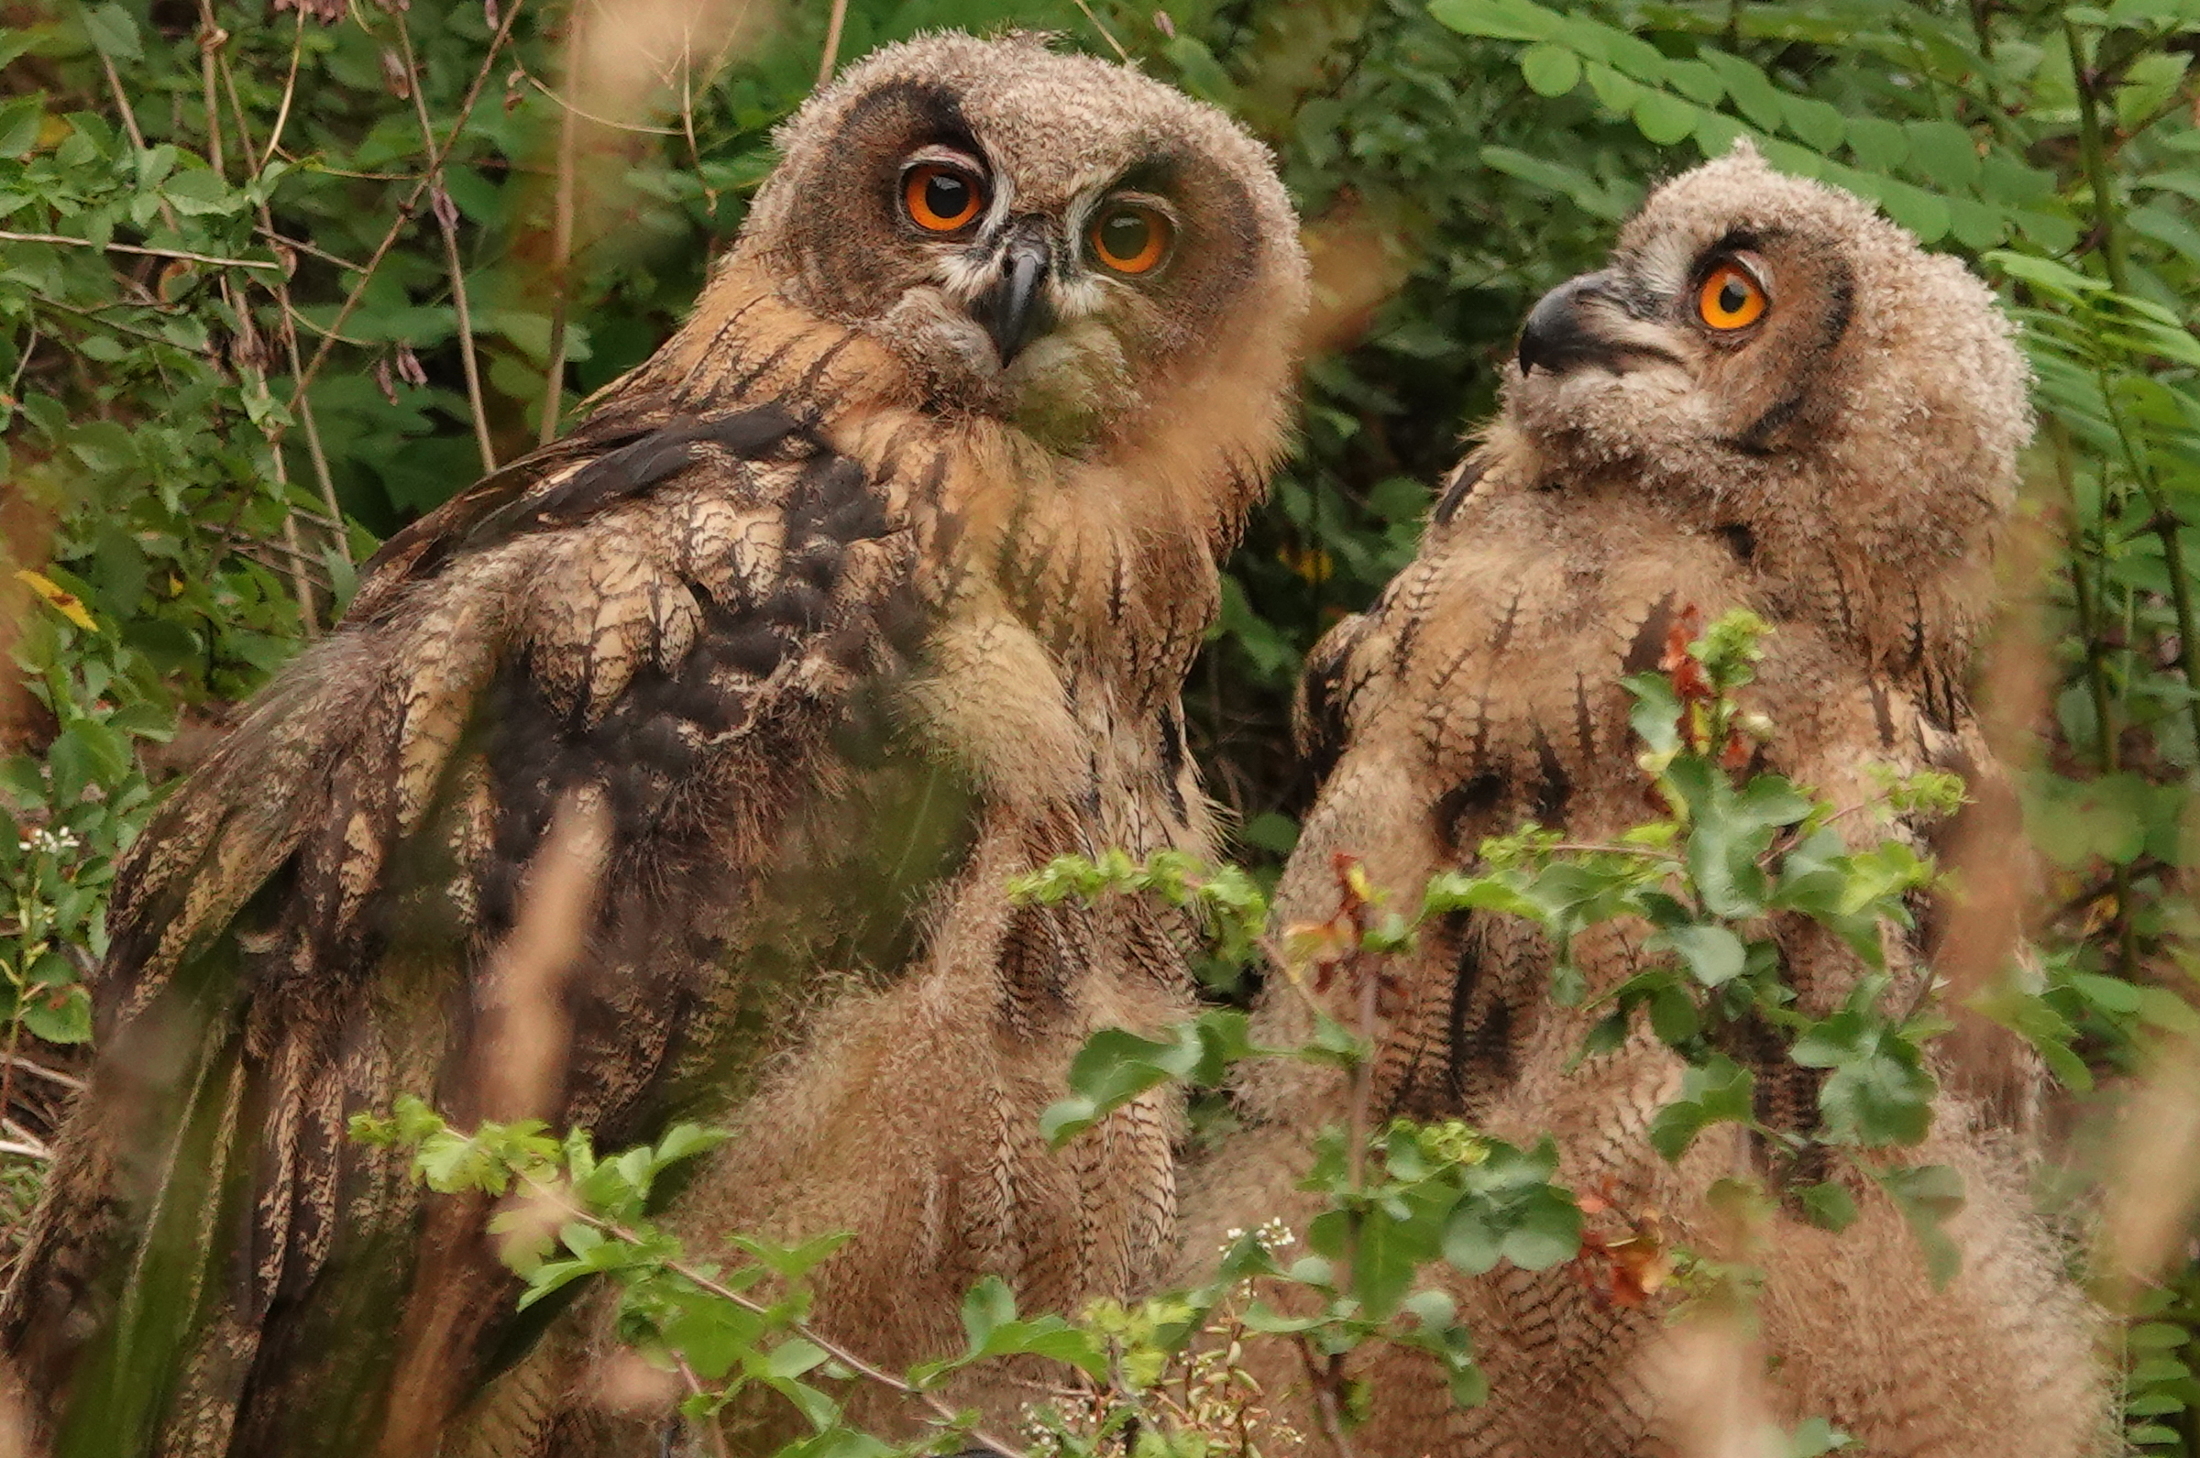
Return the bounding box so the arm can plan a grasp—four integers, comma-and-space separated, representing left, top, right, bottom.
2, 1055, 82, 1093
672, 1355, 733, 1458
0, 231, 281, 272
816, 0, 849, 87
515, 69, 683, 135
196, 16, 225, 176
0, 1139, 48, 1162
395, 13, 497, 474
253, 226, 369, 276
539, 56, 579, 446
4, 324, 36, 402
0, 1016, 23, 1168
1072, 0, 1131, 62
27, 295, 190, 349
1294, 1342, 1360, 1458
261, 12, 306, 171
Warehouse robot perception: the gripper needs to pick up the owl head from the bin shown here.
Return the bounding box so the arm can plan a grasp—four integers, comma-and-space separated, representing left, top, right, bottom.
733, 32, 1308, 451
1500, 143, 2029, 614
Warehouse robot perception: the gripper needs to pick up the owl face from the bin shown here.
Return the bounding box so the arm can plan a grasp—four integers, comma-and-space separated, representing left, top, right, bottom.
740, 35, 1306, 449
1500, 143, 2028, 534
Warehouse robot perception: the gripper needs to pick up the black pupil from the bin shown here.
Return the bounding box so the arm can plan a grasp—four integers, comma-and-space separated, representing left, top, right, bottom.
1717, 277, 1751, 315
924, 171, 970, 221
1102, 210, 1151, 261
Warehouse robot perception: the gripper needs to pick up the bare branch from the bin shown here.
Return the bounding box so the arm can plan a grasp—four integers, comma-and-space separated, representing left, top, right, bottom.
816, 0, 849, 87
0, 231, 281, 273
396, 13, 497, 474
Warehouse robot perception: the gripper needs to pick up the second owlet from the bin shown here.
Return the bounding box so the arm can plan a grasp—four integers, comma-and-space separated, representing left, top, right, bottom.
1179, 145, 2105, 1456
7, 34, 1307, 1458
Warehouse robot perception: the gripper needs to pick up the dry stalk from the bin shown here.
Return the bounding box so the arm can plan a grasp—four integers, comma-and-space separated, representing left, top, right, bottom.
395, 12, 498, 475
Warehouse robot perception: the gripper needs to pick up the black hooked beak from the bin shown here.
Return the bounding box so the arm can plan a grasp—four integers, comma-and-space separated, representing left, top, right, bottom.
1516, 270, 1627, 377
973, 218, 1056, 368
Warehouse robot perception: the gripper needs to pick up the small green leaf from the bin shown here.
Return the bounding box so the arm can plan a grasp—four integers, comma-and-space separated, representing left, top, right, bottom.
959, 1274, 1016, 1351
1661, 924, 1747, 987
1632, 92, 1699, 147
1520, 43, 1582, 97
1879, 1163, 1965, 1287
81, 3, 142, 60
1498, 1189, 1582, 1270
22, 982, 91, 1045
1799, 1180, 1859, 1232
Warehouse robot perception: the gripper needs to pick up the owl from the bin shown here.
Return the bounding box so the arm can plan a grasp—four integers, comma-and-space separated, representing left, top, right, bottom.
1178, 144, 2105, 1456
6, 33, 1307, 1458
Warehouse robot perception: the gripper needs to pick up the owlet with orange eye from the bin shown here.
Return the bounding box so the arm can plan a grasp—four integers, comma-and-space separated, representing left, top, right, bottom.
3, 31, 1308, 1458
1180, 141, 2099, 1458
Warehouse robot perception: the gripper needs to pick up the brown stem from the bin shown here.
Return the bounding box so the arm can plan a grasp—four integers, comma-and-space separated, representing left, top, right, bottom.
396, 14, 497, 474
261, 12, 306, 171
816, 0, 850, 87
0, 230, 279, 271
1294, 1341, 1360, 1458
0, 1012, 24, 1176
1071, 0, 1131, 62
671, 1356, 732, 1458
539, 63, 579, 447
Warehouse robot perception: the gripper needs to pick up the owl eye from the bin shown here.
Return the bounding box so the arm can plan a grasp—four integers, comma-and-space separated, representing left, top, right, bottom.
1088, 202, 1172, 275
903, 162, 986, 233
1697, 260, 1768, 331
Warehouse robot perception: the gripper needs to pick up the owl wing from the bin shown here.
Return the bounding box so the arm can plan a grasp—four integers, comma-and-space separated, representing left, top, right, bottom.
7, 398, 923, 1457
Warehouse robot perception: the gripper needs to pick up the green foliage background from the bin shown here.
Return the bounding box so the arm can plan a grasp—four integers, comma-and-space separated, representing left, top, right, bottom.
3, 0, 2200, 1445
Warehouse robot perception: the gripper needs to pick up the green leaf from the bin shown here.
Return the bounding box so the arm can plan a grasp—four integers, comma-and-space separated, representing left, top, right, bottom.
1042, 1010, 1252, 1147
1649, 1055, 1754, 1160
1799, 1180, 1859, 1232
1697, 49, 1784, 132
1879, 1163, 1965, 1287
1428, 0, 1561, 43
81, 3, 142, 60
1632, 92, 1699, 146
1498, 1188, 1582, 1270
1878, 182, 1951, 244
1660, 924, 1747, 988
22, 982, 91, 1045
1905, 120, 1982, 190
1648, 984, 1700, 1043
958, 1274, 1016, 1351
1782, 96, 1845, 153
0, 97, 41, 159
1795, 1009, 1936, 1146
1520, 43, 1582, 97
1844, 115, 1909, 172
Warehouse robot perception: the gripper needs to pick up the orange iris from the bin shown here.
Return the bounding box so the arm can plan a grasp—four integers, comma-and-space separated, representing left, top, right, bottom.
904, 164, 985, 232
1697, 260, 1768, 330
1089, 203, 1171, 275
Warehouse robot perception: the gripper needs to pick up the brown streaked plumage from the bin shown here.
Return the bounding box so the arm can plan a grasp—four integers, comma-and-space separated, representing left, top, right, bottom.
1178, 144, 2105, 1457
8, 32, 1306, 1458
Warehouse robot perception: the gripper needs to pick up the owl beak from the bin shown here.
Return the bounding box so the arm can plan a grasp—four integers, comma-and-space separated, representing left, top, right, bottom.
1517, 271, 1625, 377
973, 220, 1056, 368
